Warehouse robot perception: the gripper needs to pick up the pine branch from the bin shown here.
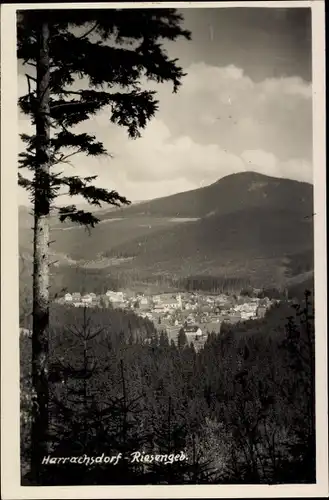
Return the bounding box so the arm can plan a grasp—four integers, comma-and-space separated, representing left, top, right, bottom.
18, 172, 34, 191
87, 327, 106, 341
59, 176, 130, 207
51, 130, 108, 156
109, 90, 158, 138
25, 74, 37, 106
18, 8, 190, 235
52, 151, 82, 166
76, 21, 99, 40
57, 205, 100, 229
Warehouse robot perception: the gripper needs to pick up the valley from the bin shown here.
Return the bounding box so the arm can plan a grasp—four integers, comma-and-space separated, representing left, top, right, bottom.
19, 172, 314, 295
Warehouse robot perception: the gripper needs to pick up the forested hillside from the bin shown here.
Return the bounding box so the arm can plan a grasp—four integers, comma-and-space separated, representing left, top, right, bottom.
20, 292, 315, 485
97, 172, 313, 219
19, 172, 314, 290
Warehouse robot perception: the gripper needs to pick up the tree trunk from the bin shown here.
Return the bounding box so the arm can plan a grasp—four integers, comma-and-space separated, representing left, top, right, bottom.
120, 359, 128, 446
31, 17, 51, 482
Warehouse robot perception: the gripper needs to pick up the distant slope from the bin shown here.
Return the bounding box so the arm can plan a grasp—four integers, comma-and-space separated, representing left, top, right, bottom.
20, 215, 193, 261
98, 172, 313, 220
19, 172, 314, 288
103, 207, 313, 286
108, 208, 313, 259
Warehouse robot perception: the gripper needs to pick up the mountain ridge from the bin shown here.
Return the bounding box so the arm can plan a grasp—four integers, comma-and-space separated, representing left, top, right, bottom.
19, 171, 314, 289
96, 171, 313, 220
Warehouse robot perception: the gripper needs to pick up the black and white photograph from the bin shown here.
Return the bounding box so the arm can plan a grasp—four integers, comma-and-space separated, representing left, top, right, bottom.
1, 1, 327, 498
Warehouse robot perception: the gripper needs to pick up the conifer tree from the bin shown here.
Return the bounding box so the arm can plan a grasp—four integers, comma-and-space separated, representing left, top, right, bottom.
150, 396, 192, 484
17, 8, 190, 481
40, 309, 153, 485
279, 290, 315, 482
177, 328, 188, 349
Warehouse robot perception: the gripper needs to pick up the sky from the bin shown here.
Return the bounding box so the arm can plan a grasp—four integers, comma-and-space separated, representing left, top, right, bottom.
18, 6, 313, 205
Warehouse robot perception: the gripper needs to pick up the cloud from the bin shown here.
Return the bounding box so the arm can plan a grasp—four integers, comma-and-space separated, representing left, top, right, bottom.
28, 116, 310, 203
18, 62, 313, 204
155, 62, 313, 163
241, 150, 312, 183
117, 119, 312, 189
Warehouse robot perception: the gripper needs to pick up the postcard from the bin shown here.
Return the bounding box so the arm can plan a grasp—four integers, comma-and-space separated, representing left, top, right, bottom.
1, 1, 327, 498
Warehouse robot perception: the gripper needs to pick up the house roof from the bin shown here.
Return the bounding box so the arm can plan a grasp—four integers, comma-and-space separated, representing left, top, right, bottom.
161, 298, 179, 305
184, 325, 200, 333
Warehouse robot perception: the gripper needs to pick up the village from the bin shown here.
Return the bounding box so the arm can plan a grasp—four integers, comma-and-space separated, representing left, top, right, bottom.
55, 289, 276, 349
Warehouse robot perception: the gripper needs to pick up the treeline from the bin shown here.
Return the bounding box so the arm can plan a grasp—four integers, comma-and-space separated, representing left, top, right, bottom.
103, 248, 136, 259
176, 276, 252, 293
51, 266, 123, 295
54, 270, 255, 295
19, 258, 123, 303
20, 291, 315, 485
286, 249, 314, 277
20, 251, 314, 301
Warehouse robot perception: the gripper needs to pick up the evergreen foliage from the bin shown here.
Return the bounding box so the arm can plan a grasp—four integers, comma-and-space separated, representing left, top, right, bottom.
18, 8, 190, 225
18, 7, 190, 482
17, 8, 315, 487
20, 291, 315, 485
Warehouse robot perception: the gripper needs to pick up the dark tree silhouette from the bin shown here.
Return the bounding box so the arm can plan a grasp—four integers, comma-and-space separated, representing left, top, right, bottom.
177, 328, 188, 349
17, 8, 190, 482
19, 291, 315, 485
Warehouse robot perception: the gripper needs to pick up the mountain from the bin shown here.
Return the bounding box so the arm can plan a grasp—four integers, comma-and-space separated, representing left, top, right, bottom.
103, 206, 313, 285
19, 172, 314, 289
97, 171, 313, 220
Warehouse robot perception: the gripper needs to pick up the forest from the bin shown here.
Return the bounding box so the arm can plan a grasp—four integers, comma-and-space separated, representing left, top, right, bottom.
20, 289, 315, 485
15, 7, 316, 487
20, 259, 299, 299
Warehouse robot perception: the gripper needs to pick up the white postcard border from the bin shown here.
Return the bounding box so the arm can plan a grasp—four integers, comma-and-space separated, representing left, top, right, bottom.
1, 1, 327, 498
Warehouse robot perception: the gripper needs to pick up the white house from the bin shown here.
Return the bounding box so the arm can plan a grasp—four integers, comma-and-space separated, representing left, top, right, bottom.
112, 301, 125, 309
241, 311, 255, 320
186, 315, 195, 325
176, 294, 182, 309
139, 312, 153, 320
161, 297, 181, 310
256, 306, 267, 318
185, 302, 197, 311
106, 290, 124, 303
154, 304, 166, 313
216, 295, 229, 305
81, 294, 93, 304
183, 325, 203, 337
74, 302, 85, 308
140, 296, 149, 306
64, 293, 73, 302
